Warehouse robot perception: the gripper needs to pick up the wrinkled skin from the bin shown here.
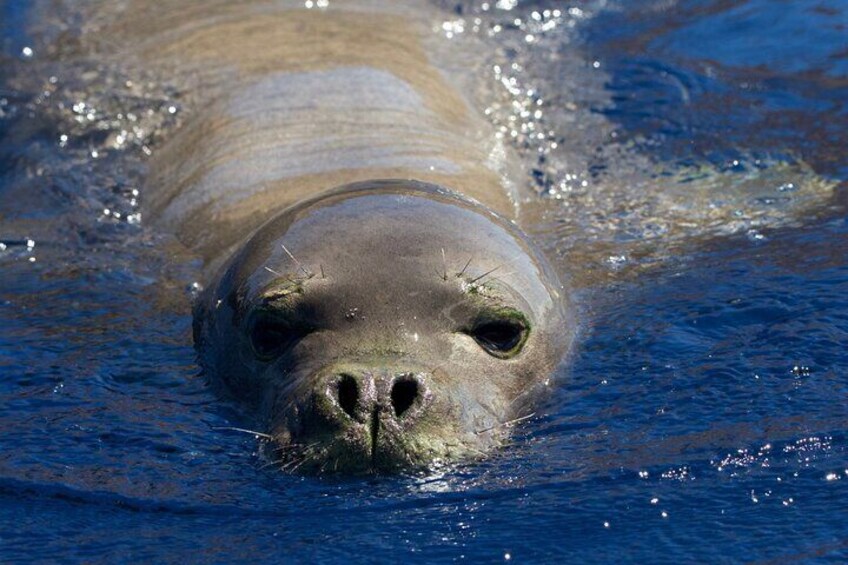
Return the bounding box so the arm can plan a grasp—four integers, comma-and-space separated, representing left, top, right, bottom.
194, 181, 574, 473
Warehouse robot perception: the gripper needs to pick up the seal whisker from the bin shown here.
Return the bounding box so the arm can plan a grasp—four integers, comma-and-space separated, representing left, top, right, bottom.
281, 449, 315, 471
468, 265, 501, 285
280, 439, 334, 473
264, 266, 284, 277
264, 440, 322, 471
466, 252, 527, 285
271, 442, 313, 453
457, 256, 473, 278
213, 426, 273, 439
441, 248, 448, 281
282, 458, 304, 472
275, 440, 321, 455
281, 244, 313, 278
289, 444, 328, 473
259, 458, 286, 471
474, 412, 536, 435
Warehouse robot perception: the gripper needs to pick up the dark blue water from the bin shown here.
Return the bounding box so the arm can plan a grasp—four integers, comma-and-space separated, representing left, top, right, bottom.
1, 1, 847, 562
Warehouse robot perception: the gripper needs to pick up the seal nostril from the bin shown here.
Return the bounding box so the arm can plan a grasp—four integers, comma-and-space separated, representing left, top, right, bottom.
391, 377, 419, 417
336, 374, 359, 418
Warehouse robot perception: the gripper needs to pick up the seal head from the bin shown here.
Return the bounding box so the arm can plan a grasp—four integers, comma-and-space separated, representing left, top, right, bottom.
194, 180, 574, 473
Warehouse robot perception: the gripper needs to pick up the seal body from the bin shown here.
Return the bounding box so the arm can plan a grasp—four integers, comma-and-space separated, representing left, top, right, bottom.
124, 0, 576, 472
127, 0, 522, 267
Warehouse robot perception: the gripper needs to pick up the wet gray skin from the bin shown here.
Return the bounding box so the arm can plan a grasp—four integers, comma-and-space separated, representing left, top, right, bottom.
194, 180, 574, 473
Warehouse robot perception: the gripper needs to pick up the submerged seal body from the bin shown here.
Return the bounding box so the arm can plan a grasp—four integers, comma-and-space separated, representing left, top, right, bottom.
116, 0, 577, 472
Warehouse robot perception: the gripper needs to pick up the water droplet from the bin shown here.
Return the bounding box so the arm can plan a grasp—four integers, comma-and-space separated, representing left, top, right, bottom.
607, 255, 627, 267
188, 281, 204, 296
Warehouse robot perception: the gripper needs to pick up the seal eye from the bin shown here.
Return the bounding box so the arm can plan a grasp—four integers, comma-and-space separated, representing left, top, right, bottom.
249, 314, 304, 360
469, 318, 527, 358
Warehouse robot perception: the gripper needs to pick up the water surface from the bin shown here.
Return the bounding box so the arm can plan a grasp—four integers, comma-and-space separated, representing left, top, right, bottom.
1, 0, 846, 562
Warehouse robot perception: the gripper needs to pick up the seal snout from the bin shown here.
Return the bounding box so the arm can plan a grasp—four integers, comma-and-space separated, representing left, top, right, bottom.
301, 368, 434, 471
389, 374, 421, 418
333, 373, 363, 421
322, 370, 430, 426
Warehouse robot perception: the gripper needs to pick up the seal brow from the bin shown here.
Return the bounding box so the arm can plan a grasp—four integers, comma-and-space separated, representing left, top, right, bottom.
258, 279, 306, 303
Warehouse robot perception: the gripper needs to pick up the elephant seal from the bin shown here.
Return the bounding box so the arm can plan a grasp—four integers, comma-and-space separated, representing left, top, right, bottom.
90, 0, 578, 472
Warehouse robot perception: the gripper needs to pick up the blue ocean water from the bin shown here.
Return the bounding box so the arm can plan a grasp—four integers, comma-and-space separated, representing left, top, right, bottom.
1, 1, 847, 562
